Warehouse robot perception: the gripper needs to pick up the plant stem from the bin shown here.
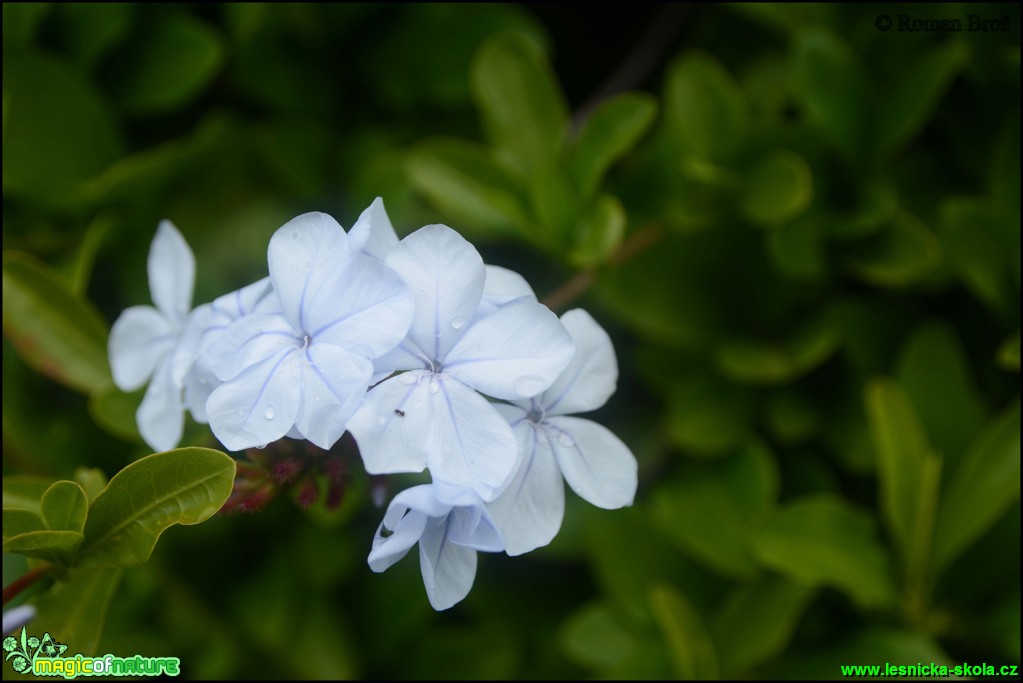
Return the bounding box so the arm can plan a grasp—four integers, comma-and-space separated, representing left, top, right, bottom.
3, 564, 54, 606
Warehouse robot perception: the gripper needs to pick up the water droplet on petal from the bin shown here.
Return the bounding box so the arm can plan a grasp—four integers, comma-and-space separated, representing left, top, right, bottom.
429, 377, 440, 394
290, 231, 299, 240
265, 406, 276, 420
256, 443, 267, 450
513, 375, 547, 397
237, 410, 245, 417
557, 432, 576, 448
450, 316, 466, 330
399, 372, 418, 385
314, 394, 322, 403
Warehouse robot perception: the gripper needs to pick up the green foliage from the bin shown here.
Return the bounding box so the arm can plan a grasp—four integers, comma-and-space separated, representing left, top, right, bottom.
2, 3, 1018, 679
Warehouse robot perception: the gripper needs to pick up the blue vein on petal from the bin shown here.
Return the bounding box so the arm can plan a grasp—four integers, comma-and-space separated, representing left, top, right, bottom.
438, 379, 472, 484
304, 346, 356, 407
239, 348, 297, 437
541, 360, 587, 414
310, 291, 400, 340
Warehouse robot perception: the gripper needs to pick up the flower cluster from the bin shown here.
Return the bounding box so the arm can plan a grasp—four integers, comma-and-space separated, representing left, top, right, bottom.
109, 199, 637, 610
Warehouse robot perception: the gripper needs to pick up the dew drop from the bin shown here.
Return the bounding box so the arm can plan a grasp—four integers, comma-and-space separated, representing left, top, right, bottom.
314, 394, 322, 403
399, 372, 418, 385
256, 444, 267, 450
450, 316, 466, 330
557, 432, 576, 448
429, 377, 441, 394
264, 406, 276, 420
513, 375, 547, 396
237, 410, 245, 417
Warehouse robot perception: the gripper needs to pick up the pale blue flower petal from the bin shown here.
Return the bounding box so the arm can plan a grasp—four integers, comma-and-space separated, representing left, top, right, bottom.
267, 212, 352, 334
419, 517, 478, 610
183, 356, 217, 423
211, 313, 298, 382
549, 416, 637, 509
169, 304, 211, 387
476, 265, 536, 317
541, 308, 618, 416
136, 356, 185, 452
349, 197, 399, 260
108, 306, 174, 391
385, 224, 485, 362
373, 340, 432, 376
148, 220, 195, 324
2, 605, 35, 634
348, 371, 432, 475
293, 344, 374, 449
368, 508, 429, 573
206, 347, 302, 451
447, 502, 505, 552
207, 277, 272, 323
309, 254, 414, 359
487, 421, 565, 556
444, 299, 575, 400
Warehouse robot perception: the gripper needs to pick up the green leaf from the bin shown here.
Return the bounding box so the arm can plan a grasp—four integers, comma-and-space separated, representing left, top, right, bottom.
2, 509, 45, 538
108, 11, 224, 115
73, 467, 108, 503
752, 494, 897, 609
664, 375, 755, 456
2, 3, 52, 46
569, 194, 625, 269
527, 162, 579, 248
3, 475, 55, 515
41, 481, 88, 533
651, 444, 778, 577
568, 91, 657, 198
559, 601, 638, 672
52, 4, 134, 69
2, 250, 111, 394
3, 530, 83, 565
2, 49, 122, 206
997, 332, 1020, 371
846, 210, 942, 287
648, 583, 718, 680
740, 150, 813, 227
30, 568, 124, 656
715, 314, 840, 385
470, 32, 569, 174
766, 216, 826, 281
877, 39, 969, 154
865, 378, 942, 589
664, 51, 748, 163
896, 323, 988, 463
932, 402, 1021, 572
937, 197, 1015, 314
79, 448, 236, 567
765, 390, 821, 444
793, 30, 868, 161
407, 137, 532, 239
711, 573, 815, 677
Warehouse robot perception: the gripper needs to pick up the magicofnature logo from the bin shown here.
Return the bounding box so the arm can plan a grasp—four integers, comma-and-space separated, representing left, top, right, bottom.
3, 628, 180, 679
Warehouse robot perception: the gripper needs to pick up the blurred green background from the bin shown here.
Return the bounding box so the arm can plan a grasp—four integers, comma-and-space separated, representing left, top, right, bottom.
3, 3, 1020, 679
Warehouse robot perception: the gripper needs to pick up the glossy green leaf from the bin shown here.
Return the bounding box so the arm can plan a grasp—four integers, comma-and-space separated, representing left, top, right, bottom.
527, 162, 579, 248
715, 315, 840, 385
648, 583, 718, 680
74, 467, 109, 503
665, 375, 754, 455
878, 39, 969, 153
407, 137, 532, 238
794, 30, 868, 161
711, 573, 815, 676
865, 378, 942, 588
997, 332, 1020, 371
740, 150, 813, 227
752, 494, 896, 609
41, 481, 88, 533
3, 530, 83, 565
896, 322, 987, 462
3, 475, 55, 516
651, 444, 778, 577
108, 11, 224, 115
3, 49, 122, 206
937, 197, 1015, 314
932, 402, 1021, 572
79, 448, 236, 567
559, 601, 638, 671
568, 91, 657, 198
569, 194, 625, 268
470, 32, 569, 174
2, 508, 45, 538
30, 568, 124, 656
846, 210, 942, 288
2, 250, 111, 394
664, 51, 747, 163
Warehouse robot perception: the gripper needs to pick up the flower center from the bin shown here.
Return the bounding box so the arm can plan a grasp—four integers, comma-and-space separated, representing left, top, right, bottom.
527, 402, 546, 424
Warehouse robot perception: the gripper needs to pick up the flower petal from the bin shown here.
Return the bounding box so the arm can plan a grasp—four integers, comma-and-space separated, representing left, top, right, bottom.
549, 416, 637, 509
447, 499, 505, 552
211, 313, 298, 382
206, 347, 302, 451
293, 343, 374, 449
542, 308, 618, 415
183, 356, 217, 423
308, 254, 414, 359
108, 306, 175, 391
385, 224, 485, 361
348, 371, 433, 475
349, 197, 399, 260
136, 357, 184, 452
444, 299, 575, 400
148, 220, 195, 324
267, 212, 352, 334
419, 517, 477, 610
207, 277, 273, 324
368, 508, 429, 573
487, 421, 565, 555
476, 265, 536, 317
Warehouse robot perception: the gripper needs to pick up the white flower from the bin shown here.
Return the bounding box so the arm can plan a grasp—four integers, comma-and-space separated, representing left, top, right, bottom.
368, 482, 504, 610
204, 212, 414, 451
108, 220, 198, 451
487, 309, 637, 555
347, 224, 575, 502
348, 196, 400, 261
